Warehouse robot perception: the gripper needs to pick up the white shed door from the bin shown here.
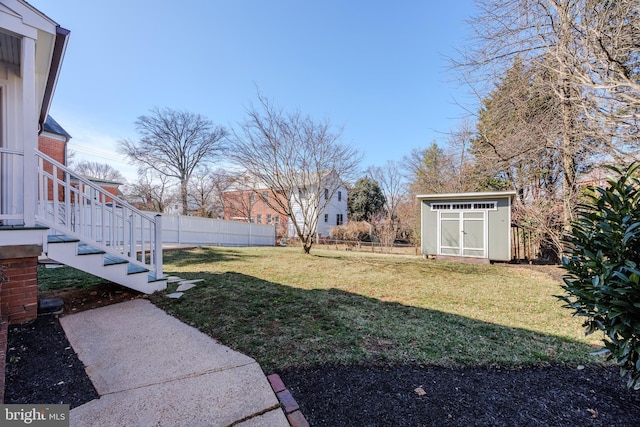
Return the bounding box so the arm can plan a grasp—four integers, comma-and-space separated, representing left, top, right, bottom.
438, 211, 487, 258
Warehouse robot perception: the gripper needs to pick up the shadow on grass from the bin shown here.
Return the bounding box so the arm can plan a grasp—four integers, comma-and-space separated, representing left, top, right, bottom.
150, 271, 599, 373
162, 247, 256, 268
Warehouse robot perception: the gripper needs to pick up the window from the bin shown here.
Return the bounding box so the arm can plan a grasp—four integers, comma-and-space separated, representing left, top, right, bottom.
336, 214, 344, 225
267, 214, 272, 224
432, 203, 450, 210
452, 203, 472, 210
338, 191, 342, 201
473, 202, 496, 210
324, 214, 329, 223
262, 192, 269, 202
324, 188, 329, 200
274, 216, 280, 224
430, 201, 497, 211
256, 214, 262, 224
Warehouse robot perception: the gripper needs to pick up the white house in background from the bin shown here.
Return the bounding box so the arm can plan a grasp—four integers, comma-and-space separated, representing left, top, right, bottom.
0, 0, 165, 326
288, 171, 348, 239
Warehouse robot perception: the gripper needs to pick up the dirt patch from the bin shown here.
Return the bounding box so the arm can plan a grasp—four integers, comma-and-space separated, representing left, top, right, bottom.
39, 282, 144, 314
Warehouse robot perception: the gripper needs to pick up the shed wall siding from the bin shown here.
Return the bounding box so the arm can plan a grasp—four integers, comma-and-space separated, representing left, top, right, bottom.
487, 197, 511, 261
420, 195, 512, 261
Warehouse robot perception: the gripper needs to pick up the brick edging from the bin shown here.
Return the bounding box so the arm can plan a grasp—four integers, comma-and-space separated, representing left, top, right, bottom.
267, 374, 310, 427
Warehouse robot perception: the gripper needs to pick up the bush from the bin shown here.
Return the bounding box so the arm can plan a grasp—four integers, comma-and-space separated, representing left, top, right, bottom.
330, 221, 371, 242
561, 163, 640, 389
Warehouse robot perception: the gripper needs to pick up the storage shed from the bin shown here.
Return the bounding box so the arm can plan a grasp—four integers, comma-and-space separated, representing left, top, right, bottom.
417, 191, 517, 262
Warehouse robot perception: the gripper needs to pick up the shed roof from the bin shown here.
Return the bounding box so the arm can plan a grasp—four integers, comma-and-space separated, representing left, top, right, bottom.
416, 191, 517, 201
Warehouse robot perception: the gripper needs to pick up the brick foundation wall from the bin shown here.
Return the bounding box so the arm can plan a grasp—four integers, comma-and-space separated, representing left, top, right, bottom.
0, 257, 39, 325
0, 317, 7, 402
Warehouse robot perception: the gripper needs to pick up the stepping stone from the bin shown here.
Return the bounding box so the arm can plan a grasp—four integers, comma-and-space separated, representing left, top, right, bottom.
178, 279, 204, 285
176, 283, 197, 292
166, 292, 184, 299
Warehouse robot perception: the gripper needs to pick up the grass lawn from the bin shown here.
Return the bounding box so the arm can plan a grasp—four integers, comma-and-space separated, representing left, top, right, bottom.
141, 246, 604, 373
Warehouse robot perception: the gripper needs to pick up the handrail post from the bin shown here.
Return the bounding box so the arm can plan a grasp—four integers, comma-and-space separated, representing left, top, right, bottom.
128, 214, 134, 257
154, 214, 163, 278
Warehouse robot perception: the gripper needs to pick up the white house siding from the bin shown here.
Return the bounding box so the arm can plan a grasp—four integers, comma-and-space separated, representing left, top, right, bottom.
287, 185, 348, 238
0, 1, 59, 226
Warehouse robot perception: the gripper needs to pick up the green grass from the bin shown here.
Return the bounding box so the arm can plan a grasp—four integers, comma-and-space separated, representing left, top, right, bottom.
147, 246, 603, 372
38, 264, 113, 290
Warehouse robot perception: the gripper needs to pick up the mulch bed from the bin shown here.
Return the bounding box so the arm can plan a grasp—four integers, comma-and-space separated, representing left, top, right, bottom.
4, 315, 98, 409
279, 364, 640, 426
4, 280, 640, 425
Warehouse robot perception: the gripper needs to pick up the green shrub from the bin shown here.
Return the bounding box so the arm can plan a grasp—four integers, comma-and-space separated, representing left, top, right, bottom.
561, 163, 640, 389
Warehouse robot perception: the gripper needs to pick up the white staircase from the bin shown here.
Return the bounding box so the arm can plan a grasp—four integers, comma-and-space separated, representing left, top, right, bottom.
36, 151, 167, 294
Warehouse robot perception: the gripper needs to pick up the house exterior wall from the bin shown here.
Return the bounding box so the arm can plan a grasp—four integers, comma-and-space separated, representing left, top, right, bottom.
1, 51, 30, 222
223, 190, 289, 240
38, 132, 67, 201
314, 186, 347, 238
223, 185, 349, 241
419, 192, 514, 262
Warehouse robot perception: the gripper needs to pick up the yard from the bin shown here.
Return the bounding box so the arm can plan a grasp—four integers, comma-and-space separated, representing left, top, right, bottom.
148, 246, 600, 372
28, 246, 640, 426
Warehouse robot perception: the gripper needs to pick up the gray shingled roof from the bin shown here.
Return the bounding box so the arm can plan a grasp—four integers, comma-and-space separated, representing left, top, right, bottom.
43, 115, 71, 139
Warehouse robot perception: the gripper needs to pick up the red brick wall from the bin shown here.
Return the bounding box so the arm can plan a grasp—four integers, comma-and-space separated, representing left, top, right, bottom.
38, 135, 66, 164
0, 257, 38, 324
223, 190, 289, 238
38, 135, 66, 201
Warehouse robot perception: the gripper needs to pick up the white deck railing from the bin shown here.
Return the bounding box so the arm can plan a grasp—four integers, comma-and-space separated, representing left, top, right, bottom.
0, 147, 25, 224
35, 150, 163, 278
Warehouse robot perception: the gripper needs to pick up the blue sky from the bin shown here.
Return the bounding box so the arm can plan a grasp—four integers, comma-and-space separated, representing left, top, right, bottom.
31, 1, 479, 182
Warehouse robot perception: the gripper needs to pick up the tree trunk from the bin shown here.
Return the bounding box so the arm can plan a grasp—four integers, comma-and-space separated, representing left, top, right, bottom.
181, 178, 189, 215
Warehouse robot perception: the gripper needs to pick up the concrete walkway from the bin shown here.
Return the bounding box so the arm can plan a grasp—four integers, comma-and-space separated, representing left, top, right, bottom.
60, 299, 289, 427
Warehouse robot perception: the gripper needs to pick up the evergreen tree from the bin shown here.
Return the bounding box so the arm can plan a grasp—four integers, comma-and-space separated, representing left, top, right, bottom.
347, 177, 385, 222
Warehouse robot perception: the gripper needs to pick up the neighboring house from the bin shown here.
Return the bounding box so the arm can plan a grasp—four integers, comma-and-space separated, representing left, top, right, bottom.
39, 115, 71, 165
222, 175, 289, 240
75, 177, 123, 204
222, 172, 348, 240
290, 181, 348, 239
38, 115, 70, 201
0, 1, 164, 328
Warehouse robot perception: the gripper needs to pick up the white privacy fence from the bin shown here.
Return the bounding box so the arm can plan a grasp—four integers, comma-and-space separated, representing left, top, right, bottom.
156, 214, 276, 247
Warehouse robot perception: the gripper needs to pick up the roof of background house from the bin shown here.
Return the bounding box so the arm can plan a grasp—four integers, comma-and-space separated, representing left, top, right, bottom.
43, 115, 71, 139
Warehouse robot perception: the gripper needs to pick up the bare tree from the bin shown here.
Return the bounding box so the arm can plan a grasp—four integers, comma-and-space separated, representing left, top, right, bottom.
456, 0, 640, 229
367, 161, 408, 248
222, 174, 264, 222
367, 161, 406, 225
123, 169, 177, 213
405, 143, 457, 195
228, 95, 362, 254
186, 166, 236, 218
73, 160, 126, 183
118, 107, 227, 215
208, 169, 239, 219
